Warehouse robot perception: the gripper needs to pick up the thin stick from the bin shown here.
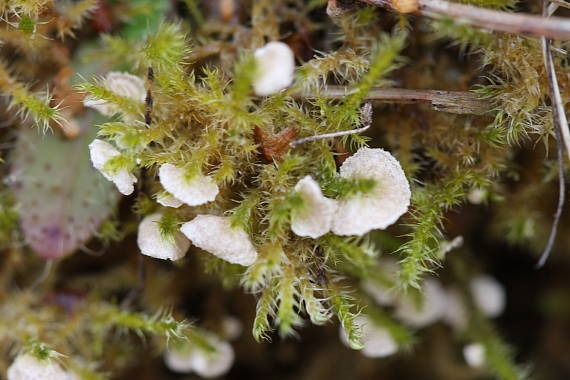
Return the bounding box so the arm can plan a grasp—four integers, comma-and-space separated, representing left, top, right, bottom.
537, 2, 567, 268
144, 67, 154, 127
359, 0, 570, 41
297, 86, 491, 115
290, 102, 373, 147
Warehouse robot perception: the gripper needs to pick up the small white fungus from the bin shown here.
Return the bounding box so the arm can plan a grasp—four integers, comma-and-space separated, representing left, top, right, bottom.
156, 192, 184, 208
164, 337, 235, 378
339, 315, 398, 358
158, 163, 219, 207
83, 71, 146, 118
88, 139, 137, 195
181, 215, 258, 266
442, 288, 468, 331
290, 176, 337, 238
471, 275, 506, 317
137, 213, 190, 261
7, 354, 71, 380
253, 41, 295, 96
463, 343, 486, 368
332, 148, 411, 236
221, 316, 243, 341
467, 188, 487, 205
394, 279, 447, 328
361, 259, 400, 306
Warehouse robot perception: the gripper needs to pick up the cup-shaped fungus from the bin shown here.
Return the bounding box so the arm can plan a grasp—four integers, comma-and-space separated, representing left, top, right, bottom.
137, 213, 190, 261
339, 315, 398, 358
394, 279, 447, 328
88, 139, 137, 195
332, 148, 411, 236
158, 164, 219, 207
83, 72, 146, 118
253, 41, 295, 96
164, 337, 235, 378
181, 215, 258, 266
290, 176, 337, 238
470, 275, 506, 317
7, 354, 71, 380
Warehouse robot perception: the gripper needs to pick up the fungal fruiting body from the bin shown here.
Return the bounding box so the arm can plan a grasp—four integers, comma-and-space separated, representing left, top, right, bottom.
394, 279, 447, 328
442, 288, 468, 331
470, 275, 506, 317
253, 41, 295, 96
158, 164, 219, 206
290, 176, 337, 238
361, 259, 400, 306
340, 315, 398, 358
83, 71, 146, 118
180, 215, 258, 266
156, 192, 184, 208
7, 354, 71, 380
463, 343, 486, 368
332, 148, 411, 236
164, 337, 235, 378
137, 213, 190, 261
88, 139, 137, 195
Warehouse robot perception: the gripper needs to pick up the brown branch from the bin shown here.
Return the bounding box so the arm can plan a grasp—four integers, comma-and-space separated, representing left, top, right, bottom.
296, 86, 492, 115
356, 0, 570, 40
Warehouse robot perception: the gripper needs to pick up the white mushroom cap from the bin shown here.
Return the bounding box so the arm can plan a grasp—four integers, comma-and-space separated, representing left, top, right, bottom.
394, 279, 447, 328
463, 343, 486, 368
7, 354, 71, 380
83, 72, 146, 118
164, 337, 235, 378
88, 139, 137, 195
253, 41, 295, 96
442, 288, 468, 331
158, 164, 219, 207
181, 215, 258, 266
291, 176, 337, 238
332, 148, 411, 236
471, 275, 506, 317
137, 213, 190, 261
156, 192, 184, 208
339, 315, 398, 358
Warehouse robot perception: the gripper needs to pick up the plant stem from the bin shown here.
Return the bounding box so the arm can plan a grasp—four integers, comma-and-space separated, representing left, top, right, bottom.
297, 86, 491, 115
358, 0, 570, 40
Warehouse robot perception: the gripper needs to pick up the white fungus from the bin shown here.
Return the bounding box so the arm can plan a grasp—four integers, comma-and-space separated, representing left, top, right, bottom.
88, 139, 137, 195
221, 316, 243, 341
339, 315, 398, 358
137, 213, 190, 261
156, 192, 184, 208
471, 275, 506, 317
331, 148, 411, 236
463, 343, 486, 368
164, 337, 235, 378
290, 176, 337, 238
7, 354, 71, 380
467, 188, 487, 205
394, 279, 447, 328
158, 163, 219, 207
181, 215, 258, 266
253, 41, 295, 96
83, 71, 146, 118
442, 288, 468, 331
361, 259, 400, 306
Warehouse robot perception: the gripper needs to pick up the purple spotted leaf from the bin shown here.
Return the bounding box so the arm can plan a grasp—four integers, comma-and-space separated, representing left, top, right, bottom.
10, 114, 119, 259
